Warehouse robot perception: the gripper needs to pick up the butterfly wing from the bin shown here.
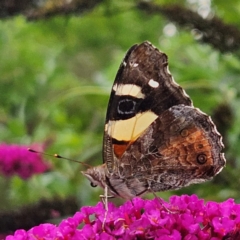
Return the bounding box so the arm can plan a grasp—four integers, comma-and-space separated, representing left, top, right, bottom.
115, 105, 225, 194
103, 41, 192, 172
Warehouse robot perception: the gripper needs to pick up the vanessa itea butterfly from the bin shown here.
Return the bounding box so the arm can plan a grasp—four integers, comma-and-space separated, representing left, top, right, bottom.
82, 41, 226, 200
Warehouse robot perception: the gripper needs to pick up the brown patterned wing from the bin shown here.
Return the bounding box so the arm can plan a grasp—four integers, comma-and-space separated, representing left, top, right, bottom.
103, 42, 192, 172
117, 105, 225, 193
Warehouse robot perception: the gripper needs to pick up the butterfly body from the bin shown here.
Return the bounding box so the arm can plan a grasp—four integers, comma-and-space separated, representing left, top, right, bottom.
82, 41, 225, 200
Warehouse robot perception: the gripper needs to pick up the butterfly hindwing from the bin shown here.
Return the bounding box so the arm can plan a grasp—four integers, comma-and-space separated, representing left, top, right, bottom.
114, 105, 225, 194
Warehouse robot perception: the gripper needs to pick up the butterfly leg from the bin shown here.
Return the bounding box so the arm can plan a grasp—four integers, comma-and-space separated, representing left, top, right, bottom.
99, 185, 115, 230
148, 187, 178, 214
135, 188, 149, 197
134, 185, 176, 213
141, 179, 177, 214
99, 187, 115, 210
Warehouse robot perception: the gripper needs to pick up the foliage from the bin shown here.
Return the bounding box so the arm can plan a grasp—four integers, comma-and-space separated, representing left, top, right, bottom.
0, 0, 239, 219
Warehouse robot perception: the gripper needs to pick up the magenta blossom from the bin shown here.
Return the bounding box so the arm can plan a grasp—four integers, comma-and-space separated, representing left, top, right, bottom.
0, 143, 50, 179
5, 195, 240, 239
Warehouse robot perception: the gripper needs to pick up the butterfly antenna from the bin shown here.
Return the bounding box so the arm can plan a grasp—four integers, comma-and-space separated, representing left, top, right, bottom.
28, 148, 92, 168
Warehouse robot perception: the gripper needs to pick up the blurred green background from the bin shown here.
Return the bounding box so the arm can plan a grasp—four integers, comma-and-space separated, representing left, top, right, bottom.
0, 0, 240, 214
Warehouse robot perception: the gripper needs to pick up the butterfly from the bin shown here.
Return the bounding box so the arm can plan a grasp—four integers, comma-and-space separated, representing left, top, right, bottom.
82, 41, 226, 201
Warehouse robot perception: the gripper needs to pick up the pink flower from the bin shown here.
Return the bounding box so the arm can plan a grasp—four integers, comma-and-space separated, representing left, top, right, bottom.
0, 143, 50, 179
5, 195, 240, 239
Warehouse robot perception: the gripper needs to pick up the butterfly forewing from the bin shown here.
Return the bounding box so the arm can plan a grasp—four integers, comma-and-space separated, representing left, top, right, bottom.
103, 41, 193, 172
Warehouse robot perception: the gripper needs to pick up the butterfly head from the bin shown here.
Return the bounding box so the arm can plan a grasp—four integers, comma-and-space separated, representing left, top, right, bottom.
81, 164, 107, 189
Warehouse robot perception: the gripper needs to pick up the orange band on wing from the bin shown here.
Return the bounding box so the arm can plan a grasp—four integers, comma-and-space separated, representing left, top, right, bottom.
113, 143, 129, 158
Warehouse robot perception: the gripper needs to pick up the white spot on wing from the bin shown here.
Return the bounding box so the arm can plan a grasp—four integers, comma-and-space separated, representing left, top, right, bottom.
133, 63, 138, 67
148, 79, 159, 88
113, 84, 145, 99
113, 84, 118, 92
123, 61, 127, 67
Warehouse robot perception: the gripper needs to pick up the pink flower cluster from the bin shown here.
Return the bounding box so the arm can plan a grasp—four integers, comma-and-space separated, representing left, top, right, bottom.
6, 195, 240, 239
0, 144, 50, 179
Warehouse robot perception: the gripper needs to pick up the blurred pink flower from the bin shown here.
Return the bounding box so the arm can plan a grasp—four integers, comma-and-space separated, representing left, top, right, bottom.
0, 143, 50, 179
